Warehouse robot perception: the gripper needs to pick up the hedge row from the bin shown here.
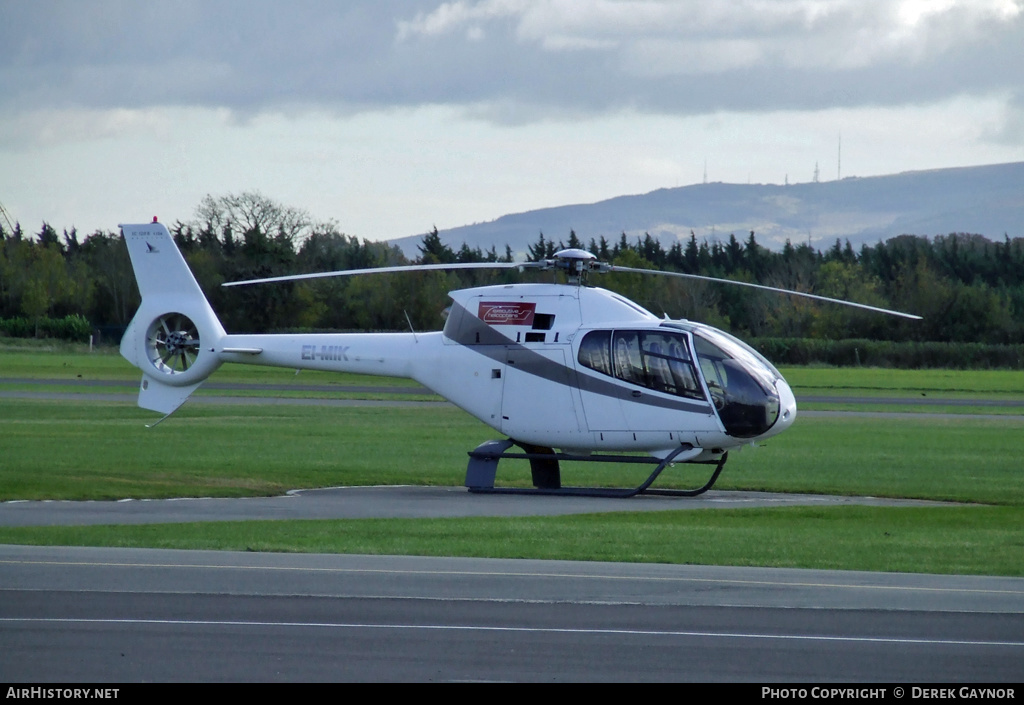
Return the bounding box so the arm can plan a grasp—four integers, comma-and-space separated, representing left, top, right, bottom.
751, 337, 1024, 369
0, 315, 93, 341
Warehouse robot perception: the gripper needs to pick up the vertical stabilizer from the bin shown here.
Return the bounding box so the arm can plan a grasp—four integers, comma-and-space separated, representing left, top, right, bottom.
120, 221, 226, 415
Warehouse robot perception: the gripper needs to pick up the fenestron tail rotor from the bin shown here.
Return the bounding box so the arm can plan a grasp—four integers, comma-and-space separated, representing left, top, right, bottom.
146, 312, 201, 375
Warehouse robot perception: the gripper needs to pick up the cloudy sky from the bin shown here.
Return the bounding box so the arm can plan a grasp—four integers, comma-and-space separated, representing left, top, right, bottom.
2, 0, 1022, 243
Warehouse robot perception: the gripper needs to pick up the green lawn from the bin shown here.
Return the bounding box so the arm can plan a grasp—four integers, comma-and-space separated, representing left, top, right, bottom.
2, 398, 1021, 504
781, 366, 1024, 395
4, 506, 1021, 576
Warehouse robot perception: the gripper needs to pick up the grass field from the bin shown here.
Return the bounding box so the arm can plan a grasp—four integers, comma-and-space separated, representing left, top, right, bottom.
1, 345, 1023, 575
1, 399, 1021, 504
781, 366, 1024, 395
5, 506, 1021, 576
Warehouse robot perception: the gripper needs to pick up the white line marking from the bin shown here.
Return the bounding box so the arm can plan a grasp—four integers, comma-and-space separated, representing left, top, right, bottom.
2, 617, 1022, 647
3, 558, 1022, 597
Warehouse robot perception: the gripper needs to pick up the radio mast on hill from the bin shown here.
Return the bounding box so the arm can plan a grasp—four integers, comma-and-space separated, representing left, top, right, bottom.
838, 134, 842, 180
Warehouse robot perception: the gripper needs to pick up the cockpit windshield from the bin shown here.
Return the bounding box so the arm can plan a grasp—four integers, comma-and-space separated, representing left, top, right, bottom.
690, 328, 782, 438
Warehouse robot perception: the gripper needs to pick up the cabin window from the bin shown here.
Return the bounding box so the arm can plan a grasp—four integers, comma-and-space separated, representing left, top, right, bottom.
577, 330, 704, 401
577, 330, 612, 376
532, 313, 555, 330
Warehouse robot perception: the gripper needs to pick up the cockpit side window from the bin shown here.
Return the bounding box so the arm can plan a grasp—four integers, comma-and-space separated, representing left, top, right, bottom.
577, 329, 612, 376
577, 330, 705, 401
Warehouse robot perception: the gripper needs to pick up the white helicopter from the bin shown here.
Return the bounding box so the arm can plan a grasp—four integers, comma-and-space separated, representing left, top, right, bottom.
119, 220, 920, 497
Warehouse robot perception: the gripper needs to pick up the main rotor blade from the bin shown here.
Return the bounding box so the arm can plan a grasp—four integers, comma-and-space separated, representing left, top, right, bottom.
608, 265, 923, 320
222, 261, 526, 287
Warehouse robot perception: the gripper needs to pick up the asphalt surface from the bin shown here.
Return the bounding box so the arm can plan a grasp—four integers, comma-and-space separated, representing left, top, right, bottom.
0, 485, 955, 527
2, 545, 1023, 682
1, 465, 1018, 682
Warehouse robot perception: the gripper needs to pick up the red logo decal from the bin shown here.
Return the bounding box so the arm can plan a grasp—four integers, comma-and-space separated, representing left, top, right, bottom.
478, 301, 536, 325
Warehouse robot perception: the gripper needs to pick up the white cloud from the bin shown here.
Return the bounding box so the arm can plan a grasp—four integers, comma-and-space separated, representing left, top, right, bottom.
0, 107, 194, 150
397, 0, 1024, 74
396, 0, 529, 40
3, 1, 1022, 122
1, 1, 1022, 244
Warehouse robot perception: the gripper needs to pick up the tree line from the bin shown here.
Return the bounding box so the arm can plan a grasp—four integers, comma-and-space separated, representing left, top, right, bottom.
2, 192, 1023, 347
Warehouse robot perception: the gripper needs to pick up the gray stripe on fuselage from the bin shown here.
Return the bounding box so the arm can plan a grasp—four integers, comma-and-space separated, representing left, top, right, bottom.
444, 301, 713, 416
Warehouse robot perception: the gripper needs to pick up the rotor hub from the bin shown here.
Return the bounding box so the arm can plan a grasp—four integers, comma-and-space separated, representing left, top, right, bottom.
547, 248, 608, 283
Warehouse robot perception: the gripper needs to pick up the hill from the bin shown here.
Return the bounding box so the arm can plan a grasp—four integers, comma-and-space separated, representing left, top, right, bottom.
388, 162, 1024, 258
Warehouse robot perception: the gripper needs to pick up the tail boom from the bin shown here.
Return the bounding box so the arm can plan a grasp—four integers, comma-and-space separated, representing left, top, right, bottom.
119, 221, 424, 415
217, 332, 423, 379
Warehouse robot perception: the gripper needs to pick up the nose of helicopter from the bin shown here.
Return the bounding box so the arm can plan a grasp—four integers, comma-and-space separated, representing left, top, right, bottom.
767, 377, 798, 439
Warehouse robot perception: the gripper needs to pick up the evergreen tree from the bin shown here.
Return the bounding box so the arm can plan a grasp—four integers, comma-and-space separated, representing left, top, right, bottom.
640, 233, 663, 267
528, 232, 555, 261
725, 233, 744, 273
37, 223, 62, 252
744, 231, 762, 279
566, 229, 583, 250
417, 226, 456, 264
684, 231, 700, 273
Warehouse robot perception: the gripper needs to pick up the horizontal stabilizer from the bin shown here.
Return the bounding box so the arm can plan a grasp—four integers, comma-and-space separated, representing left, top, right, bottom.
137, 374, 203, 415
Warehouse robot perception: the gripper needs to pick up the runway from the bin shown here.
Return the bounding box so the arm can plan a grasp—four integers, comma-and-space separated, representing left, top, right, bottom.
2, 545, 1023, 682
2, 486, 1021, 682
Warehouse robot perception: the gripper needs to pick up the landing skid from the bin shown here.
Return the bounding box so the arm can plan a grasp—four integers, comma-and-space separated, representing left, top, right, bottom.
465, 439, 727, 498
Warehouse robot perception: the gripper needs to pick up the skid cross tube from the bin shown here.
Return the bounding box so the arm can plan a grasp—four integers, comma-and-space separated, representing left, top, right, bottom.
465, 440, 728, 498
